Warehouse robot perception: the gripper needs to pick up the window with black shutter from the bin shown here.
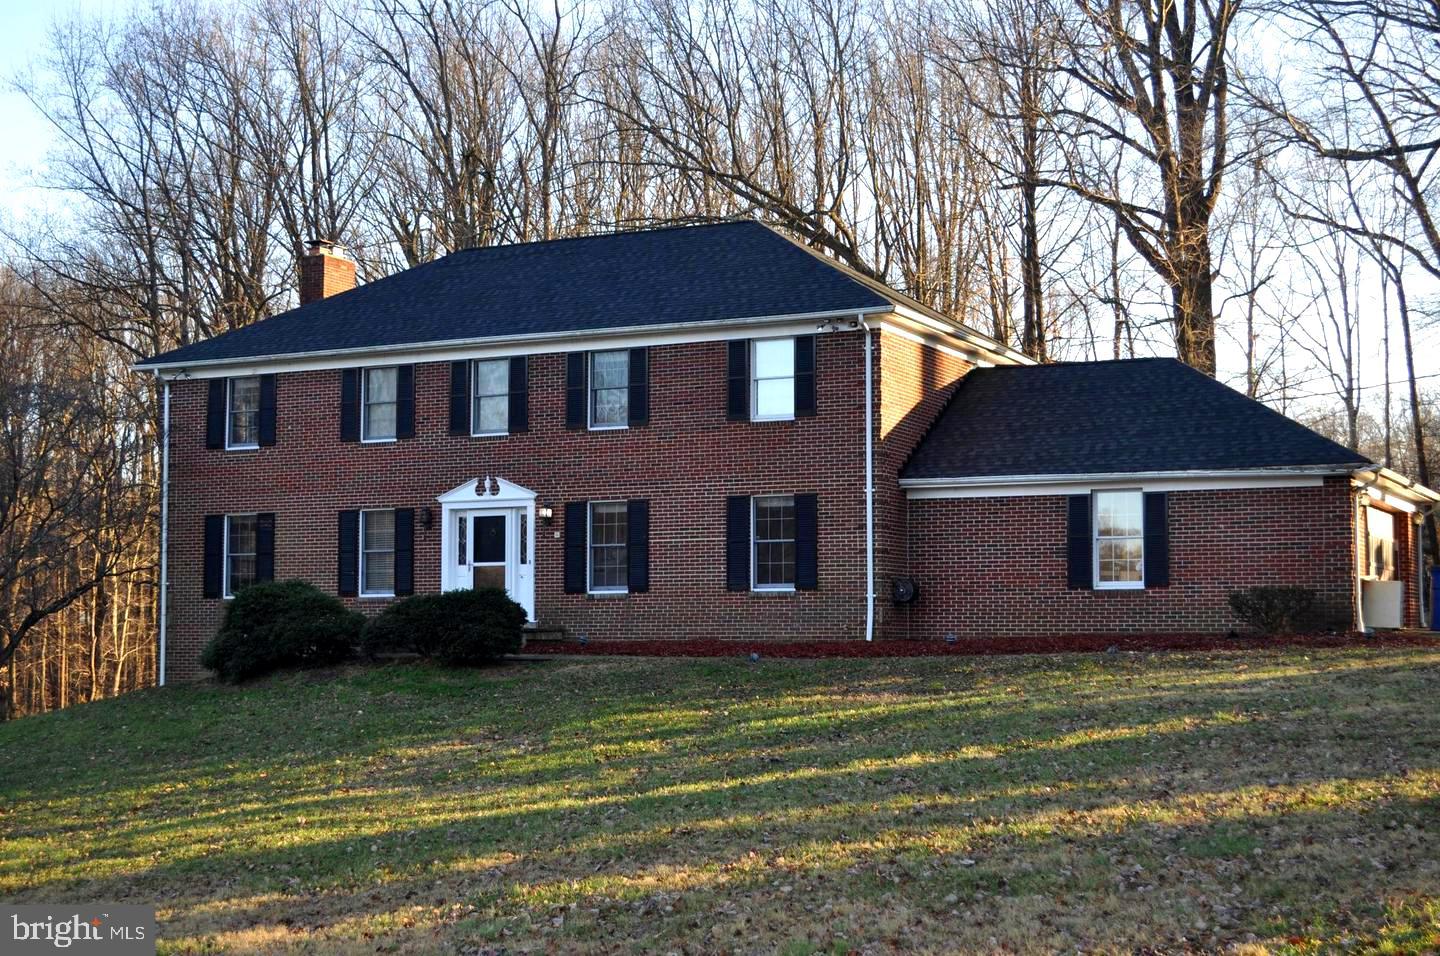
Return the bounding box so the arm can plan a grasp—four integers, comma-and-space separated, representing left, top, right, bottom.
1143, 492, 1169, 588
203, 514, 224, 597
395, 508, 415, 595
1066, 495, 1093, 590
794, 335, 816, 417
258, 375, 277, 446
338, 510, 359, 596
340, 368, 360, 442
794, 493, 818, 589
449, 360, 471, 435
508, 356, 529, 433
255, 513, 276, 583
725, 496, 750, 591
395, 366, 415, 439
565, 353, 587, 429
628, 347, 649, 426
206, 380, 226, 449
563, 501, 587, 592
627, 500, 649, 592
727, 340, 749, 420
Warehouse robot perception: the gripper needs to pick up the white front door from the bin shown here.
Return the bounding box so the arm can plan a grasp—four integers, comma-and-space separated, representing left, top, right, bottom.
438, 478, 537, 622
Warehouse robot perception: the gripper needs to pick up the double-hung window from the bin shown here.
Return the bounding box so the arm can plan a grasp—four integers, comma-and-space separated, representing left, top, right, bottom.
751, 338, 795, 420
227, 377, 261, 449
362, 367, 398, 442
590, 350, 629, 428
360, 509, 396, 596
588, 501, 628, 592
753, 495, 797, 590
225, 514, 258, 597
1094, 490, 1144, 588
472, 359, 509, 435
1365, 507, 1396, 580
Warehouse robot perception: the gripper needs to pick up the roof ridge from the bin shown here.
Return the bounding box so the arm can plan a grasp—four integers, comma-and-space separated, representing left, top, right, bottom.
444, 218, 761, 258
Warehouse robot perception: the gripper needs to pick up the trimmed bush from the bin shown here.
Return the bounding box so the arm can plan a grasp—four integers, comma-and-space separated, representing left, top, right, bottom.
362, 588, 525, 666
201, 580, 362, 682
1227, 586, 1318, 636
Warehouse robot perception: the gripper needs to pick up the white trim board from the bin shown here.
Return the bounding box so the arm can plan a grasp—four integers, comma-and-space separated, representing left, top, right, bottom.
138, 308, 893, 380
903, 472, 1334, 499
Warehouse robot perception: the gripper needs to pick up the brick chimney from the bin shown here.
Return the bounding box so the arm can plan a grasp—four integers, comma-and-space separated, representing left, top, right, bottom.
299, 239, 356, 305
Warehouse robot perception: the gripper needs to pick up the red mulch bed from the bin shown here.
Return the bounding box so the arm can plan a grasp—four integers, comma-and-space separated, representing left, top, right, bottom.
524, 631, 1440, 659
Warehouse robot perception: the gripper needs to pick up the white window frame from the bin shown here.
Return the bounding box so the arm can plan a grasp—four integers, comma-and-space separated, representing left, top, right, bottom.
361, 366, 399, 444
471, 358, 510, 437
359, 509, 397, 598
1092, 489, 1145, 590
751, 494, 797, 592
225, 376, 261, 450
588, 350, 630, 431
750, 337, 796, 422
223, 513, 258, 599
587, 500, 629, 594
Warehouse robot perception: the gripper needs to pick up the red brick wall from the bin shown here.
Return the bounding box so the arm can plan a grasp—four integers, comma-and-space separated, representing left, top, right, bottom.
899, 477, 1359, 639
873, 331, 973, 637
165, 331, 886, 679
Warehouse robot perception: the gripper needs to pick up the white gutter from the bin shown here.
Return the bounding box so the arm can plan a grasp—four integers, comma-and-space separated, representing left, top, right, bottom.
157, 376, 170, 686
134, 305, 897, 376
900, 465, 1362, 490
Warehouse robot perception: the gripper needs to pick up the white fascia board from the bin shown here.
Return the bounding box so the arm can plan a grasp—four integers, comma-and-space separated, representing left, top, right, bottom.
888, 303, 1034, 367
1352, 467, 1440, 509
136, 306, 894, 380
902, 468, 1348, 499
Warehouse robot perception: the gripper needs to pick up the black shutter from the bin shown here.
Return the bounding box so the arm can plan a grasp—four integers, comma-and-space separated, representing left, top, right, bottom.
795, 493, 818, 590
396, 365, 415, 439
727, 340, 749, 421
628, 347, 649, 426
726, 496, 750, 591
203, 514, 224, 598
338, 510, 359, 597
795, 335, 816, 417
258, 375, 277, 446
1066, 495, 1093, 590
627, 500, 650, 592
340, 368, 360, 442
508, 356, 529, 433
564, 501, 587, 593
394, 508, 415, 595
449, 360, 471, 435
255, 513, 276, 583
206, 380, 226, 449
1143, 492, 1170, 588
566, 353, 587, 429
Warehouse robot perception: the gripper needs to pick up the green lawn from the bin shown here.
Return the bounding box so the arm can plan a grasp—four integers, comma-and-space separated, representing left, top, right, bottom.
3, 648, 1439, 954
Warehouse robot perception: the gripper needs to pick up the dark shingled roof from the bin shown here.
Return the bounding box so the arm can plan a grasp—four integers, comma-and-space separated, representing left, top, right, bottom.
903, 358, 1370, 480
140, 221, 892, 367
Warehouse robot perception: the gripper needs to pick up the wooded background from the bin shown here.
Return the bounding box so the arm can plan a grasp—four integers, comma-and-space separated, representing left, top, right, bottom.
1, 0, 1436, 717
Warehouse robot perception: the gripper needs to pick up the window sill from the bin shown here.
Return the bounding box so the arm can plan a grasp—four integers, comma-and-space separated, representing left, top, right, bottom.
1094, 583, 1145, 591
752, 586, 797, 594
587, 424, 629, 432
749, 415, 796, 423
224, 444, 260, 452
470, 430, 510, 439
587, 589, 629, 598
360, 437, 398, 445
358, 592, 396, 600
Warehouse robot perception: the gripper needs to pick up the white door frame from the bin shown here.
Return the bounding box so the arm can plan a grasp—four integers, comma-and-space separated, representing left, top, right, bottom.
438, 477, 537, 622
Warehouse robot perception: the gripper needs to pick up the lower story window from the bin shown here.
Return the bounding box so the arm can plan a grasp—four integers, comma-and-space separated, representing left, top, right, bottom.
753, 495, 796, 590
589, 501, 628, 592
225, 514, 257, 597
1094, 490, 1143, 587
361, 509, 396, 596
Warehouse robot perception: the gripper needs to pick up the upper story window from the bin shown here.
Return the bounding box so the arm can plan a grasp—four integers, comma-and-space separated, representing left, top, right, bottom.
227, 377, 261, 449
753, 495, 797, 590
589, 501, 628, 592
225, 513, 258, 597
362, 367, 398, 442
752, 338, 795, 420
473, 359, 510, 435
361, 509, 396, 596
590, 350, 630, 428
1094, 490, 1144, 588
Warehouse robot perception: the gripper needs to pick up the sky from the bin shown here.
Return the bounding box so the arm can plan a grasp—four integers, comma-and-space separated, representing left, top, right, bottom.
0, 0, 1435, 417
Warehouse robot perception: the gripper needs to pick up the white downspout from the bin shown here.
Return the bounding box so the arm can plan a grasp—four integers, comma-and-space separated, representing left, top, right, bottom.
859, 315, 875, 642
157, 376, 171, 686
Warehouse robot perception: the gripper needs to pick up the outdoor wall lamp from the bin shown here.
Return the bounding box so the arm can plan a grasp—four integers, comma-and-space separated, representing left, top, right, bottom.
538, 504, 555, 525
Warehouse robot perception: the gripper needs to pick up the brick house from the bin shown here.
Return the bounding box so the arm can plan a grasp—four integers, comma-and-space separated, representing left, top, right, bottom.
137, 221, 1437, 681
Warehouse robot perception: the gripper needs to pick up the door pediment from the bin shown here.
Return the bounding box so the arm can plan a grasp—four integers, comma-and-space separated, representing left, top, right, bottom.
437, 476, 537, 507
